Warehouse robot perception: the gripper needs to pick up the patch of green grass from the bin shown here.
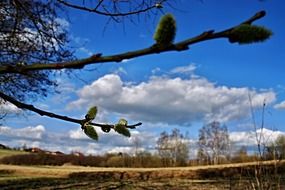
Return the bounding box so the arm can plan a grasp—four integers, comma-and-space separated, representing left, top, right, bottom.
0, 149, 28, 159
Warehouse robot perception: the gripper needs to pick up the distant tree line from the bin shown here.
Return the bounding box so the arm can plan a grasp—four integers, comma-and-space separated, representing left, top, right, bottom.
1, 123, 285, 167
0, 152, 165, 167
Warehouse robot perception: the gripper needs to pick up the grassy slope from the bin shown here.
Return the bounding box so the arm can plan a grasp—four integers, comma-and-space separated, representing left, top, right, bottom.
0, 149, 28, 159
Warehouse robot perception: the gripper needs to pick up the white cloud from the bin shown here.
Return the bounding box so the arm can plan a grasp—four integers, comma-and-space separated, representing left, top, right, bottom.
69, 127, 88, 140
107, 146, 133, 154
151, 67, 161, 75
274, 101, 285, 110
69, 126, 110, 140
69, 74, 276, 125
2, 123, 283, 157
170, 63, 197, 74
114, 67, 127, 75
0, 125, 45, 139
230, 128, 285, 146
121, 59, 132, 63
0, 120, 156, 156
78, 47, 93, 56
54, 18, 70, 31
0, 101, 21, 114
67, 126, 157, 155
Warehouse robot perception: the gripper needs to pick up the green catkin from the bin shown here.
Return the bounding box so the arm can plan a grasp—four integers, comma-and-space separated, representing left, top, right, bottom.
229, 24, 272, 44
154, 13, 176, 47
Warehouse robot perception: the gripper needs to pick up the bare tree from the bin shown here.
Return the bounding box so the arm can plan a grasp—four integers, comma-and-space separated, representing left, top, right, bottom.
198, 121, 230, 165
0, 0, 72, 101
156, 128, 189, 166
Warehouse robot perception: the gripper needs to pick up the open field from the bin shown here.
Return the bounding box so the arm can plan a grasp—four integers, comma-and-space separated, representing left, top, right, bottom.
1, 160, 284, 177
0, 162, 285, 189
0, 149, 284, 189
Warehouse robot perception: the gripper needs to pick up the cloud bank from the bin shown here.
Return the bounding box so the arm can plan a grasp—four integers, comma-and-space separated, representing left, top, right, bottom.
69, 74, 276, 125
230, 128, 285, 146
0, 124, 156, 155
0, 125, 45, 140
1, 124, 283, 156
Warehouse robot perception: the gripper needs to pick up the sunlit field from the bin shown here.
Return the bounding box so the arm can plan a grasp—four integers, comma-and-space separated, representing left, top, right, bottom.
0, 161, 284, 189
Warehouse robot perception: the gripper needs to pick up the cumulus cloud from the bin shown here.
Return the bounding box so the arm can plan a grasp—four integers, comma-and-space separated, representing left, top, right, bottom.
2, 124, 283, 156
0, 121, 159, 155
230, 128, 285, 146
0, 125, 45, 140
0, 99, 21, 114
274, 101, 285, 110
70, 126, 155, 145
0, 125, 74, 153
69, 73, 276, 125
69, 127, 88, 140
68, 126, 157, 154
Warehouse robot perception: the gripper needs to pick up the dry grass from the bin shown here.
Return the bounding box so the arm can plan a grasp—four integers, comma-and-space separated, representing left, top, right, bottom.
0, 161, 284, 189
0, 159, 283, 178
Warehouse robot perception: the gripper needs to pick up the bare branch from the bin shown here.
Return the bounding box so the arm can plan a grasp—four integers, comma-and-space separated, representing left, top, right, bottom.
0, 91, 142, 130
57, 0, 165, 17
0, 10, 266, 75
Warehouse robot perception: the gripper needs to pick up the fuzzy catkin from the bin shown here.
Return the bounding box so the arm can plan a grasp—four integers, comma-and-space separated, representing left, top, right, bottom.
154, 13, 176, 47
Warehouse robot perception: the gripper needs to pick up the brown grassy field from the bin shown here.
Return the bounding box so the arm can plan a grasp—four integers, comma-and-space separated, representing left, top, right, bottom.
0, 161, 284, 189
0, 150, 284, 189
0, 164, 231, 189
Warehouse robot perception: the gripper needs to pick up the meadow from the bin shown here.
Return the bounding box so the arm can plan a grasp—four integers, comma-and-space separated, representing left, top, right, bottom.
0, 149, 284, 189
1, 162, 285, 189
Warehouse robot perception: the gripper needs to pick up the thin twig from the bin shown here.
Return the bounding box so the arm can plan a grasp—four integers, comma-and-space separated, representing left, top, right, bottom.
57, 0, 158, 17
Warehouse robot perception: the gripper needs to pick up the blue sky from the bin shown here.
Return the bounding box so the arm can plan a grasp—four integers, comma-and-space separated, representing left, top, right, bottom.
1, 0, 285, 155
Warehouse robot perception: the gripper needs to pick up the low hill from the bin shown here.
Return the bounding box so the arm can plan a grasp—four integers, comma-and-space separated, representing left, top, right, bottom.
0, 149, 29, 159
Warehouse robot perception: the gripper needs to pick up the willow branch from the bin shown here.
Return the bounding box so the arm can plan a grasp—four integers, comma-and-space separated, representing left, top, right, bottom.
0, 10, 266, 75
0, 91, 142, 130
